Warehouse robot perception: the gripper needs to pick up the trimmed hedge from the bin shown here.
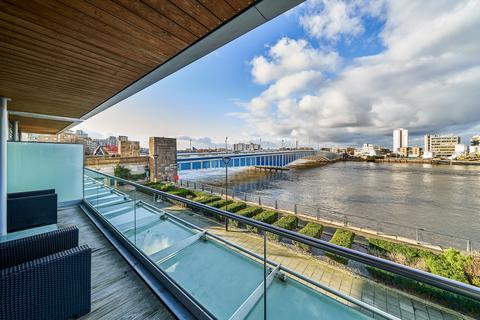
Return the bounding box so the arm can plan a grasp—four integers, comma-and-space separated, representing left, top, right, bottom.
327, 229, 355, 265
268, 215, 298, 241
294, 222, 323, 252
368, 238, 428, 263
194, 195, 221, 204
367, 266, 480, 318
231, 206, 264, 227
205, 199, 233, 221
219, 202, 247, 213
168, 188, 195, 198
247, 211, 279, 233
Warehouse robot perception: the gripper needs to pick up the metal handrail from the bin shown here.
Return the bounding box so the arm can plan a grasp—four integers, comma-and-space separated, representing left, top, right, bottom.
84, 168, 480, 302
84, 180, 399, 320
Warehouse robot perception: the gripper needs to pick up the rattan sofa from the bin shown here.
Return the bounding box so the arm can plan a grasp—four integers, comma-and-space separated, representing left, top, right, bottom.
0, 226, 91, 320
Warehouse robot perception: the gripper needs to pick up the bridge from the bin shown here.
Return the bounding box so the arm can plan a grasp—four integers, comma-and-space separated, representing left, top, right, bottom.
176, 150, 340, 171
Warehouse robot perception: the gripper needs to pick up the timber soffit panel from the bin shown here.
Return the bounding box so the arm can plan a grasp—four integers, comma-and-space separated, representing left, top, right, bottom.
0, 0, 257, 134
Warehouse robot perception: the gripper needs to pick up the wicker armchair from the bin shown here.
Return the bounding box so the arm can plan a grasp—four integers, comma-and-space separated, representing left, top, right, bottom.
0, 227, 91, 320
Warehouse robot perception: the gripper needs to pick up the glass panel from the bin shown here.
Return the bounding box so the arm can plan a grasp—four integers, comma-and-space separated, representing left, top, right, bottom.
83, 169, 480, 320
8, 141, 83, 203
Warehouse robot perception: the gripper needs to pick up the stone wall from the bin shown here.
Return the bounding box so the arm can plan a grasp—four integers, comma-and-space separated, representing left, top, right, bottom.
149, 137, 177, 182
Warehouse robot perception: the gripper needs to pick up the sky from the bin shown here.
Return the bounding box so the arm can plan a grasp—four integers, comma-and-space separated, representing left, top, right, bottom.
75, 0, 480, 149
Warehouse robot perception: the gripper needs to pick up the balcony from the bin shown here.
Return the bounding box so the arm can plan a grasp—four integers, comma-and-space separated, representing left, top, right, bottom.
1, 1, 479, 319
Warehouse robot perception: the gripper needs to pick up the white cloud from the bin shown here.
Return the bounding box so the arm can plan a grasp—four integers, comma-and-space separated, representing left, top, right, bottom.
300, 0, 386, 41
238, 0, 480, 146
250, 38, 340, 84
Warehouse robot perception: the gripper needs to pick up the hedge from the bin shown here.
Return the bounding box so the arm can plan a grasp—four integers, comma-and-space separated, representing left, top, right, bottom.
193, 195, 221, 204
231, 206, 264, 227
293, 222, 323, 252
425, 249, 472, 284
367, 266, 480, 318
168, 188, 195, 198
268, 215, 298, 241
327, 229, 355, 264
219, 202, 247, 213
368, 238, 428, 263
205, 199, 233, 221
247, 211, 279, 233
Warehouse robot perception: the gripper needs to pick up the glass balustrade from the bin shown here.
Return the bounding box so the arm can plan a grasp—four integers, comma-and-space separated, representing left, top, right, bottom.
82, 168, 480, 320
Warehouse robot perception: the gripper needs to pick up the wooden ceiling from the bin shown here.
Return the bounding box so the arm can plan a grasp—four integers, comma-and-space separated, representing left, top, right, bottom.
0, 0, 254, 134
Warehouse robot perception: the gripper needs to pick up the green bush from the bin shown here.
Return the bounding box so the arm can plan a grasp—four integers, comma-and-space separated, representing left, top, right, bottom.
205, 199, 233, 221
268, 215, 298, 241
247, 211, 279, 233
168, 188, 195, 198
327, 229, 355, 264
207, 199, 233, 208
193, 195, 221, 204
368, 238, 428, 263
425, 249, 472, 284
367, 266, 480, 318
219, 202, 247, 213
231, 206, 264, 227
294, 222, 323, 252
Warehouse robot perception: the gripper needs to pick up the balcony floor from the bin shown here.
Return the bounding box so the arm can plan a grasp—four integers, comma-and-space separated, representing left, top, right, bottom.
57, 206, 174, 320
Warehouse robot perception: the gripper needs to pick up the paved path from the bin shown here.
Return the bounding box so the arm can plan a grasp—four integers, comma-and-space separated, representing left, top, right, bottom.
137, 193, 468, 320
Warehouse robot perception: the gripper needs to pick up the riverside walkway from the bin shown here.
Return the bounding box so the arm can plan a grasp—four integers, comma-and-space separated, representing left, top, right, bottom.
136, 193, 468, 320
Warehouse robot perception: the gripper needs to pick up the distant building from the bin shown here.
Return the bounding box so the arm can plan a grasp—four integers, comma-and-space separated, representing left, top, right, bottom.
118, 140, 140, 157
393, 128, 408, 153
118, 136, 128, 142
424, 135, 460, 157
149, 137, 177, 182
470, 145, 480, 155
453, 144, 467, 159
233, 142, 261, 152
400, 146, 422, 158
410, 146, 422, 158
361, 144, 384, 157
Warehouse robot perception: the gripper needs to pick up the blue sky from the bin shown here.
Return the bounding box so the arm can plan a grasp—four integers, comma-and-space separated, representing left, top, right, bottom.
76, 1, 480, 149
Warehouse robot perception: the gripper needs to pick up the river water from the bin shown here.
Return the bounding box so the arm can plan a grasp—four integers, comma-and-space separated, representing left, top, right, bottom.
180, 161, 480, 248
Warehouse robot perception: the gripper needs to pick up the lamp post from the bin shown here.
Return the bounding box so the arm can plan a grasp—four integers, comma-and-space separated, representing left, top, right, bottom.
222, 156, 231, 231
153, 154, 159, 183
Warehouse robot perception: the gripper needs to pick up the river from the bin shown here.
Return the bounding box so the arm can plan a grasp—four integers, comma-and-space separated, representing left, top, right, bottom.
180, 161, 480, 249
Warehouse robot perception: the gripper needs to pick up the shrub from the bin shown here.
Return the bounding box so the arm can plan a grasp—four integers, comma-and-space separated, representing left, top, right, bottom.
294, 222, 323, 252
268, 215, 298, 241
247, 211, 279, 233
168, 188, 195, 198
425, 249, 472, 284
205, 199, 233, 221
368, 238, 427, 264
465, 254, 480, 287
219, 202, 247, 213
327, 229, 355, 265
193, 195, 221, 204
367, 266, 480, 318
207, 199, 233, 208
231, 206, 264, 227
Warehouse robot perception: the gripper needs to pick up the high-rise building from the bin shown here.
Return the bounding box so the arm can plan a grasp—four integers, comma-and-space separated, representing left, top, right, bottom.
424, 135, 460, 157
393, 128, 408, 153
